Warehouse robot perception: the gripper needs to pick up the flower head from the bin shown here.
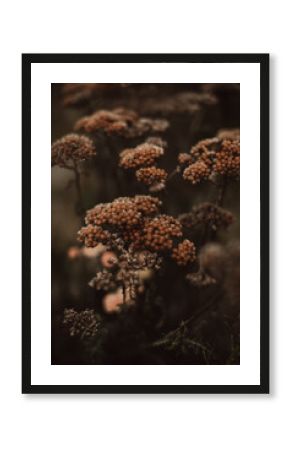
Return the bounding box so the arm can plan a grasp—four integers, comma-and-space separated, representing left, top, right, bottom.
180, 202, 234, 231
75, 108, 168, 138
171, 239, 196, 266
133, 195, 161, 215
135, 166, 168, 186
51, 133, 95, 167
63, 308, 100, 339
78, 196, 162, 249
183, 161, 211, 184
214, 139, 240, 178
143, 215, 182, 251
85, 197, 141, 228
180, 136, 240, 185
119, 143, 164, 169
78, 224, 111, 247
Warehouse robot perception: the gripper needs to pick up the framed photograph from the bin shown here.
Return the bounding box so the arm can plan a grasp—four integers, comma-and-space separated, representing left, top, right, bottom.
22, 53, 269, 394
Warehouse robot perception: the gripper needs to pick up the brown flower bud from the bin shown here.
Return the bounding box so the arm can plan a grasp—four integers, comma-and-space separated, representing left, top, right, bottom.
119, 143, 164, 169
51, 133, 95, 167
171, 240, 196, 266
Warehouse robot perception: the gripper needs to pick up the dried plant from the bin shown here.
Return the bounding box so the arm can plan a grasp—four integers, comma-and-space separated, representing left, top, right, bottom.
75, 108, 169, 138
171, 240, 196, 266
78, 196, 195, 261
119, 143, 165, 169
63, 308, 101, 339
179, 202, 234, 232
51, 133, 96, 213
178, 137, 240, 186
135, 166, 168, 190
51, 133, 96, 168
51, 83, 240, 365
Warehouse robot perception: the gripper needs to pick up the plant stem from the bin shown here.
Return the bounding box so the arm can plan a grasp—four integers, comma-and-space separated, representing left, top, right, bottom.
167, 167, 179, 182
150, 294, 219, 348
73, 161, 84, 214
216, 177, 227, 207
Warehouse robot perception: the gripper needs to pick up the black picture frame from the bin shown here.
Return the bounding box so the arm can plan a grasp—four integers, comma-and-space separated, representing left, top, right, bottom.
22, 53, 269, 394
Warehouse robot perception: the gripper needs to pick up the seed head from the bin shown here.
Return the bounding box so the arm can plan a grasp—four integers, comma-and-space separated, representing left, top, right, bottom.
51, 133, 95, 167
181, 137, 240, 184
75, 108, 168, 138
183, 161, 211, 184
92, 271, 118, 292
63, 308, 100, 339
135, 166, 168, 186
143, 215, 183, 251
85, 197, 141, 228
171, 239, 196, 266
214, 139, 240, 178
78, 224, 111, 247
119, 143, 164, 169
133, 195, 161, 215
79, 196, 162, 249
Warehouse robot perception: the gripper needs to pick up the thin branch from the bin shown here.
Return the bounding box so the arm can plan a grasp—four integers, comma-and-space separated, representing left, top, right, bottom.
72, 160, 84, 214
150, 294, 219, 349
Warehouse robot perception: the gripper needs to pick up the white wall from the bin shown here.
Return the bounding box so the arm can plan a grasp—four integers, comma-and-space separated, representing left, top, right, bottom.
0, 1, 286, 449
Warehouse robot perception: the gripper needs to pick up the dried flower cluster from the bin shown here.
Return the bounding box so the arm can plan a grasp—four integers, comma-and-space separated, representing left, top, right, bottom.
119, 143, 165, 169
63, 308, 100, 339
179, 202, 234, 231
77, 224, 111, 248
183, 161, 211, 184
119, 141, 168, 191
135, 166, 167, 186
86, 198, 141, 228
178, 137, 240, 185
78, 196, 196, 270
90, 270, 118, 292
74, 108, 169, 138
132, 195, 162, 215
51, 133, 96, 167
82, 196, 160, 230
142, 215, 182, 252
171, 239, 196, 266
78, 196, 160, 251
89, 244, 163, 307
214, 139, 240, 178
